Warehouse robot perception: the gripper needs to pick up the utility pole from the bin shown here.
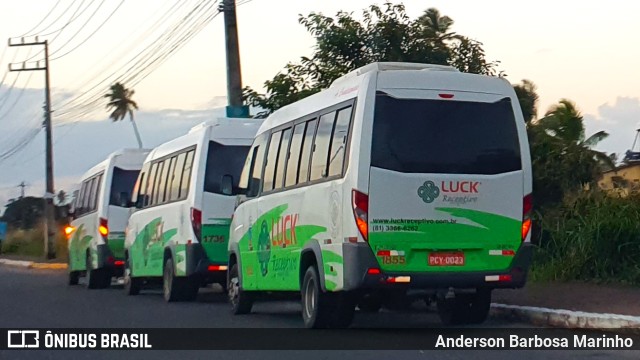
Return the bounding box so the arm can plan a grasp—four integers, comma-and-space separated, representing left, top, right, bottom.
9, 37, 56, 259
220, 0, 249, 118
18, 181, 27, 199
18, 181, 28, 230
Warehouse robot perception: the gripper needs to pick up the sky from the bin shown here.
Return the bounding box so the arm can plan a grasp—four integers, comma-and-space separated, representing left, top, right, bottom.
1, 0, 640, 209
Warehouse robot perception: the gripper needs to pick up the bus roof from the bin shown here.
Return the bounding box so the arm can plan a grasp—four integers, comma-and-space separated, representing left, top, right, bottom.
147, 118, 263, 161
258, 62, 512, 135
81, 148, 151, 180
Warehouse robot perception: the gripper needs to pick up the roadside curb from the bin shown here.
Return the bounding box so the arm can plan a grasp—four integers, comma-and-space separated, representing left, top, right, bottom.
491, 303, 640, 331
0, 258, 67, 270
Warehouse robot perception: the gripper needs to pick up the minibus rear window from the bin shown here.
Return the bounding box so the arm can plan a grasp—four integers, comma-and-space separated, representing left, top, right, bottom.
371, 93, 522, 175
204, 141, 250, 195
110, 168, 140, 206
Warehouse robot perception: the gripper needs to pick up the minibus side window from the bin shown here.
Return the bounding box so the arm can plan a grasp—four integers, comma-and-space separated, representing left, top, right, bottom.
84, 178, 95, 213
89, 174, 102, 212
328, 106, 352, 177
157, 158, 171, 204
274, 128, 292, 190
132, 162, 150, 208
242, 134, 267, 198
298, 119, 318, 184
169, 154, 186, 202
146, 162, 159, 207
263, 131, 282, 192
180, 150, 195, 199
75, 181, 88, 216
310, 112, 337, 181
154, 161, 167, 205
285, 123, 306, 187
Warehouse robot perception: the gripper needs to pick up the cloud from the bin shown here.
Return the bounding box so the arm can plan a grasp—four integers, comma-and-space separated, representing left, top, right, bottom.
584, 97, 640, 159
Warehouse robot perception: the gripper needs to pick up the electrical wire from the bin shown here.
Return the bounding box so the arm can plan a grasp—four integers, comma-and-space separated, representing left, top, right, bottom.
38, 0, 88, 37
21, 0, 90, 63
0, 70, 35, 121
54, 0, 218, 121
0, 0, 258, 163
52, 0, 203, 114
0, 48, 33, 115
18, 0, 64, 37
60, 0, 180, 91
49, 0, 117, 60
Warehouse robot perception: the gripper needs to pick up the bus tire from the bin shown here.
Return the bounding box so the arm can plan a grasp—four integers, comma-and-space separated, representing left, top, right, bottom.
163, 258, 180, 302
86, 254, 100, 289
163, 257, 196, 302
228, 263, 252, 315
68, 271, 79, 286
437, 289, 491, 325
124, 257, 141, 296
301, 265, 355, 328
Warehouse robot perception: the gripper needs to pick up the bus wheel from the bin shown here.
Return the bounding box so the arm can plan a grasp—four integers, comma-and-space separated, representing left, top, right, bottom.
124, 257, 141, 296
437, 289, 492, 325
68, 271, 79, 286
163, 258, 181, 302
86, 254, 101, 289
228, 263, 252, 315
301, 265, 355, 329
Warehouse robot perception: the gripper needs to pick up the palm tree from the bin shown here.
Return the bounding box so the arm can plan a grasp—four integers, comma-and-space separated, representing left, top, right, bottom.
535, 99, 614, 170
513, 79, 538, 123
418, 8, 457, 41
104, 82, 142, 148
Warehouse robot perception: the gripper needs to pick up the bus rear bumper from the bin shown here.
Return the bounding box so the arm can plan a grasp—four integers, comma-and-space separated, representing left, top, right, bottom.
342, 242, 533, 291
186, 243, 227, 284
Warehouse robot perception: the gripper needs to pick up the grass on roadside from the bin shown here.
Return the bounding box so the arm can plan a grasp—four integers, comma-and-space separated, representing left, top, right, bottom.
1, 226, 68, 261
530, 190, 640, 285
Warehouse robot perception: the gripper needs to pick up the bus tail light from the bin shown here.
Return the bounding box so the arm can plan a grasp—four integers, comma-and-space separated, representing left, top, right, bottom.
191, 207, 202, 243
64, 226, 75, 239
208, 265, 228, 272
99, 218, 109, 239
522, 194, 533, 241
351, 190, 368, 241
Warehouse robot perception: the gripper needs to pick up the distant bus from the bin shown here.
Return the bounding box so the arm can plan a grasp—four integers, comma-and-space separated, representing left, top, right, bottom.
124, 119, 262, 302
68, 148, 150, 288
228, 62, 533, 328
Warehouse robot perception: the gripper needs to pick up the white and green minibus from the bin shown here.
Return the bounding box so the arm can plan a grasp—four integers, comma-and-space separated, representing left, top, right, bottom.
124, 118, 261, 302
228, 62, 533, 328
68, 148, 150, 288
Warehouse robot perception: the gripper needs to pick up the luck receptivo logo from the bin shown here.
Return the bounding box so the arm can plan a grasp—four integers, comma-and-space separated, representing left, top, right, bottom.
418, 180, 481, 204
417, 181, 440, 203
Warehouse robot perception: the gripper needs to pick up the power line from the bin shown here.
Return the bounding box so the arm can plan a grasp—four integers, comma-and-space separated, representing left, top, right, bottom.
54, 0, 219, 122
48, 0, 113, 59
0, 70, 35, 123
22, 0, 91, 62
0, 48, 33, 116
0, 47, 29, 99
52, 0, 205, 115
23, 0, 80, 38
50, 0, 125, 61
38, 0, 88, 37
18, 0, 64, 37
59, 0, 179, 91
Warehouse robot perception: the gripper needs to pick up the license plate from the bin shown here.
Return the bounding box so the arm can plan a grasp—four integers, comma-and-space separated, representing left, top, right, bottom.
428, 252, 465, 266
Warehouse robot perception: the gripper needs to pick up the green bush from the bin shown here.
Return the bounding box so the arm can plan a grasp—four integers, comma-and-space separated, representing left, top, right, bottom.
1, 226, 69, 261
531, 190, 640, 284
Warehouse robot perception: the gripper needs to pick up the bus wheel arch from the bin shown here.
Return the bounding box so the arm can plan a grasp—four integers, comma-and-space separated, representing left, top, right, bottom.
300, 243, 327, 292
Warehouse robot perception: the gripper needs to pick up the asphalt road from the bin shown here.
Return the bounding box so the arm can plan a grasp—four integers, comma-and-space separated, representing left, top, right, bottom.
0, 266, 638, 360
